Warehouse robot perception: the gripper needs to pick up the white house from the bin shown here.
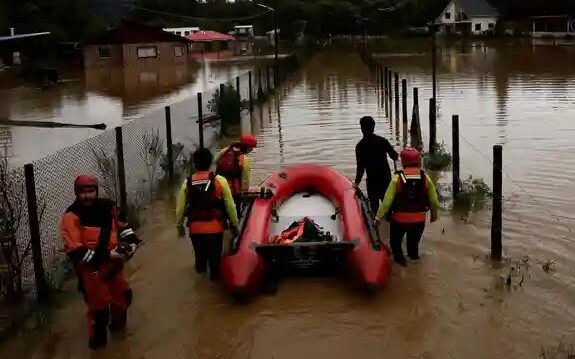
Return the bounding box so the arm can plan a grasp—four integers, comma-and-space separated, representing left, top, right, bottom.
434, 0, 499, 35
163, 27, 200, 37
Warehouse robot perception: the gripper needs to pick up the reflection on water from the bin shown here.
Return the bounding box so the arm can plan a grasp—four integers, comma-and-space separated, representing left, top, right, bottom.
0, 60, 259, 166
2, 43, 575, 358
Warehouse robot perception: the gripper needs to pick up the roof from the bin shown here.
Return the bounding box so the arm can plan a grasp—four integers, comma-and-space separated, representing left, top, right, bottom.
187, 31, 234, 42
85, 20, 190, 46
234, 25, 253, 28
457, 0, 499, 17
0, 32, 51, 42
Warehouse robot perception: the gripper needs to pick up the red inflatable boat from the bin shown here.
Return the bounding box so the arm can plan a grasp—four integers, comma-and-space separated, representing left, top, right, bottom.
221, 164, 391, 298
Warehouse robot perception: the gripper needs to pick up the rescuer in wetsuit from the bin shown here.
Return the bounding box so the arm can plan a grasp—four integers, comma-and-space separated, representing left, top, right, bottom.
374, 147, 440, 267
354, 116, 399, 214
60, 175, 141, 350
176, 148, 239, 281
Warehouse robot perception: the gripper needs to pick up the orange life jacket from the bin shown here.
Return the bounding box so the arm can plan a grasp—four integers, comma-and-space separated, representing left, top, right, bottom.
186, 172, 226, 233
269, 217, 310, 245
216, 145, 244, 196
391, 167, 430, 224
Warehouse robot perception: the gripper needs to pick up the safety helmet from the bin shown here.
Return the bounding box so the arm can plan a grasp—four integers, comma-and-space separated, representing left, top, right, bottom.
74, 175, 98, 195
240, 134, 257, 149
400, 147, 421, 167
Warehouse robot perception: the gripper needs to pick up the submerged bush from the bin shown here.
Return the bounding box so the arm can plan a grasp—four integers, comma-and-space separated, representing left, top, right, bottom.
454, 176, 492, 213
423, 142, 452, 171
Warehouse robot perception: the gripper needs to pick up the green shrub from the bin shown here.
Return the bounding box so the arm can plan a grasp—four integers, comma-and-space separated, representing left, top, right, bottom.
208, 85, 249, 136
423, 142, 452, 171
454, 176, 492, 213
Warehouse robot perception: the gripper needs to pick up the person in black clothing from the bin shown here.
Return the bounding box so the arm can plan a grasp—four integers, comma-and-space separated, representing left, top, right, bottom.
355, 116, 399, 214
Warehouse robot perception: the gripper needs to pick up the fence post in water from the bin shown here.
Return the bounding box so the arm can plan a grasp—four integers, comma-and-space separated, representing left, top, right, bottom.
24, 163, 48, 301
432, 32, 438, 102
236, 76, 240, 100
452, 115, 460, 199
248, 71, 254, 112
395, 74, 400, 121
410, 87, 422, 150
258, 68, 264, 100
115, 126, 128, 214
197, 92, 204, 149
388, 71, 393, 118
401, 79, 408, 145
491, 145, 503, 261
164, 106, 174, 183
382, 67, 387, 111
429, 98, 437, 154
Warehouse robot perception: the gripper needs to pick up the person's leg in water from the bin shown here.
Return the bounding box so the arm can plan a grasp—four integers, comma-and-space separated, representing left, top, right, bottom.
389, 220, 408, 266
406, 222, 425, 261
366, 175, 391, 215
190, 234, 209, 274
233, 195, 243, 219
206, 232, 224, 281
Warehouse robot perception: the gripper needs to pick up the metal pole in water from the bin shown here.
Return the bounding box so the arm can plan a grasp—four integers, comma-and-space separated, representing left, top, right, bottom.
197, 93, 204, 149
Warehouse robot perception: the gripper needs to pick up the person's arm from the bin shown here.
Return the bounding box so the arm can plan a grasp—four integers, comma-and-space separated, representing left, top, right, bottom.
426, 174, 440, 221
241, 155, 251, 192
175, 180, 188, 227
217, 176, 239, 227
375, 175, 398, 221
383, 138, 399, 162
354, 142, 365, 185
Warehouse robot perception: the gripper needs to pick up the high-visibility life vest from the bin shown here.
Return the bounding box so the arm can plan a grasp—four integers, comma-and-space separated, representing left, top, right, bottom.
391, 167, 430, 223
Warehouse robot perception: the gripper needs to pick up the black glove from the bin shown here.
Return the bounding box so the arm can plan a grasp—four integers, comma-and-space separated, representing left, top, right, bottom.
68, 247, 110, 268
116, 226, 142, 260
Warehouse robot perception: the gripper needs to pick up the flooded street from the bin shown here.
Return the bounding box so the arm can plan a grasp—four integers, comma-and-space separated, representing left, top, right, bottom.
2, 43, 575, 358
0, 60, 257, 167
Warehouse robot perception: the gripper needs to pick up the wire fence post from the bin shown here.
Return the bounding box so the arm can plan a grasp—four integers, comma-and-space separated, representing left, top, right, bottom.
452, 115, 460, 199
24, 163, 48, 301
258, 68, 264, 100
388, 71, 393, 119
382, 67, 387, 112
236, 76, 240, 100
395, 73, 400, 121
115, 126, 128, 214
197, 92, 204, 149
491, 145, 503, 261
165, 106, 174, 183
248, 71, 254, 112
429, 98, 437, 154
401, 78, 407, 144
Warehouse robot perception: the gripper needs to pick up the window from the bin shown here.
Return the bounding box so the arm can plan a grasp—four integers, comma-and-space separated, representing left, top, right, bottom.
137, 46, 158, 58
488, 23, 495, 29
445, 12, 451, 20
475, 23, 482, 31
98, 47, 111, 59
174, 46, 184, 57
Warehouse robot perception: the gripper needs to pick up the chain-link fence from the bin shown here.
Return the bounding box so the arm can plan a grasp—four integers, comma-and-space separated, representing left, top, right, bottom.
0, 54, 300, 309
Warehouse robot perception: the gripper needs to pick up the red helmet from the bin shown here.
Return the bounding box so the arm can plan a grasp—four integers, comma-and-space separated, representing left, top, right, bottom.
240, 134, 257, 149
74, 175, 98, 194
400, 147, 421, 167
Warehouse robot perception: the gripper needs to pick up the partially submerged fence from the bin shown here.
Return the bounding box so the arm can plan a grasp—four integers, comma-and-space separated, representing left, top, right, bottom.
0, 54, 302, 307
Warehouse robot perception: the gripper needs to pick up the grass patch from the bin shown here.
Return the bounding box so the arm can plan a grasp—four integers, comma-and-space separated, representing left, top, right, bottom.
422, 142, 452, 171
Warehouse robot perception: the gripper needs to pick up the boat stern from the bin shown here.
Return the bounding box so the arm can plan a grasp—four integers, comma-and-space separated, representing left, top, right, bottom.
221, 247, 265, 299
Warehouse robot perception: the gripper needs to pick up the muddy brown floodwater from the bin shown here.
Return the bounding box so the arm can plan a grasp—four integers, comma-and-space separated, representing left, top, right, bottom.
2, 43, 575, 358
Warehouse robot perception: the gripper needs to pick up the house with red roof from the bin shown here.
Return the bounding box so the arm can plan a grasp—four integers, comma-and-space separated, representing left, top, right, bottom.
186, 30, 235, 53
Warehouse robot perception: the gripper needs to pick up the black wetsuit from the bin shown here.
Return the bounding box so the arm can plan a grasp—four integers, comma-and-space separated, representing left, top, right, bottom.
355, 134, 398, 214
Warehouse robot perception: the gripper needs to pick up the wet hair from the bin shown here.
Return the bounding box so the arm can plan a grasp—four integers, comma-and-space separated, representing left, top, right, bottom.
193, 148, 213, 171
360, 116, 375, 135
